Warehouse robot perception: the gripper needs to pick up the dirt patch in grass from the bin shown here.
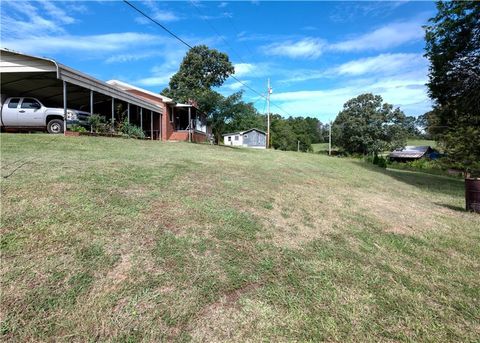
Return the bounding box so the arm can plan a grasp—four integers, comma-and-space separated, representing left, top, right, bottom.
251, 182, 349, 248
188, 284, 267, 341
96, 254, 132, 293
352, 189, 451, 236
145, 199, 199, 235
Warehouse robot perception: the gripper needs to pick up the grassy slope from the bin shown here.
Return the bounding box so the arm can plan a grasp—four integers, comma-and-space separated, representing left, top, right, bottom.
1, 134, 479, 342
312, 139, 437, 154
312, 142, 327, 152
407, 139, 437, 148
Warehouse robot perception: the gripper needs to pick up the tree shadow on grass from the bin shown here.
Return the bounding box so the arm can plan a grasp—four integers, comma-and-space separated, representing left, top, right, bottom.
434, 203, 466, 212
353, 161, 465, 198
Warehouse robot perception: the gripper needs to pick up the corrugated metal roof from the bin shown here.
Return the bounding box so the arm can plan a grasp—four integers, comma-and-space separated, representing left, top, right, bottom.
222, 128, 266, 136
0, 48, 163, 114
389, 146, 431, 158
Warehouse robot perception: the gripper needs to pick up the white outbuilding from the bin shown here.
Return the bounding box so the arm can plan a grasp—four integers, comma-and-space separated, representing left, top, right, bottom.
223, 128, 266, 149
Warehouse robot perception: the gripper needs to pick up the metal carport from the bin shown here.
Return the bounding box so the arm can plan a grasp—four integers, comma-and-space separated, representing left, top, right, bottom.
0, 48, 163, 139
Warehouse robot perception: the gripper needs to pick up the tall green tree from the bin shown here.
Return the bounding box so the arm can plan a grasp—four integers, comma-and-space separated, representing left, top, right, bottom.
268, 115, 322, 152
424, 1, 480, 172
224, 96, 266, 134
333, 93, 407, 155
161, 45, 234, 114
209, 91, 257, 144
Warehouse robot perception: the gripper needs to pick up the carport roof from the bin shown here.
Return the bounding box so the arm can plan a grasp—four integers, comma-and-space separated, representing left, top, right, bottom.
0, 48, 163, 114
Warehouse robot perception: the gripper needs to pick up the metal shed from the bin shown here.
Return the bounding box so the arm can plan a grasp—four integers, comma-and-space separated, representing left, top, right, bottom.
0, 48, 163, 139
389, 146, 438, 162
223, 128, 266, 149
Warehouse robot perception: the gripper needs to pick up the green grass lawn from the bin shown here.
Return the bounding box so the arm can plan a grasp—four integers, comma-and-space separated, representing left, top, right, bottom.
312, 139, 436, 154
407, 138, 437, 148
1, 133, 479, 342
311, 142, 330, 153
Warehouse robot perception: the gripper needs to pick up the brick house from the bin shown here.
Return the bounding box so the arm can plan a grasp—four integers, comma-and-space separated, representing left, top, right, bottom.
107, 80, 209, 143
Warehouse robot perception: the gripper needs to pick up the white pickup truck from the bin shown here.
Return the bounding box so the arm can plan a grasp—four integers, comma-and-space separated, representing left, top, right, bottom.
0, 95, 91, 134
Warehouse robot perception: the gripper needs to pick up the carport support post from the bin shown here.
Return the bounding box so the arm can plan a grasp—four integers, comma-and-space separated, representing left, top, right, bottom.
90, 90, 94, 133
63, 81, 67, 135
111, 98, 115, 128
127, 103, 130, 124
158, 113, 161, 141
188, 106, 192, 143
90, 90, 94, 115
150, 111, 153, 140
140, 108, 143, 130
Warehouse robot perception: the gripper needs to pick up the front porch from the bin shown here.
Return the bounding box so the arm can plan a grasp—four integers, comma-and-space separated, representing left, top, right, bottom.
163, 104, 208, 142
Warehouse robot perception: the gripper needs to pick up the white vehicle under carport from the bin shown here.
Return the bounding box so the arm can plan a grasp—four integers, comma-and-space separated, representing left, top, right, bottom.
0, 95, 90, 134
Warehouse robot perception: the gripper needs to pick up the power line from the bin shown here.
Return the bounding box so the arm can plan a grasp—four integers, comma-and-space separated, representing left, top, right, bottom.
189, 0, 248, 66
122, 0, 294, 117
225, 15, 257, 58
123, 0, 193, 49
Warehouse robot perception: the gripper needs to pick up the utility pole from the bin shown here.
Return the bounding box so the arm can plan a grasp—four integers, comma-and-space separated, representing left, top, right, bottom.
328, 121, 332, 156
297, 140, 300, 152
266, 78, 271, 149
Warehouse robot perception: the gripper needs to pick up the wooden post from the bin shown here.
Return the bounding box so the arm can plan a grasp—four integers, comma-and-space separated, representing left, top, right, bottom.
140, 108, 143, 130
127, 103, 130, 123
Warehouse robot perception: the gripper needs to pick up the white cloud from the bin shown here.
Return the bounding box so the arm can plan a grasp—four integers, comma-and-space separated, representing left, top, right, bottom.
134, 0, 180, 23
218, 2, 228, 8
263, 38, 326, 59
329, 1, 410, 24
260, 19, 425, 60
41, 0, 76, 24
134, 49, 187, 87
136, 74, 175, 87
332, 53, 426, 76
105, 52, 163, 64
234, 63, 256, 77
270, 50, 431, 119
278, 53, 427, 85
270, 74, 431, 120
329, 20, 424, 52
224, 81, 249, 91
1, 1, 67, 37
2, 33, 165, 54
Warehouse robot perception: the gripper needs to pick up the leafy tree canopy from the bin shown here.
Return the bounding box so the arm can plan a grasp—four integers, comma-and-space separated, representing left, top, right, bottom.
161, 45, 234, 114
424, 1, 480, 172
270, 115, 323, 152
333, 93, 407, 155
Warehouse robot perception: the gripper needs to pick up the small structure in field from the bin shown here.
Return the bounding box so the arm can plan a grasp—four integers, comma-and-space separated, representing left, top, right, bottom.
223, 128, 266, 149
389, 146, 440, 162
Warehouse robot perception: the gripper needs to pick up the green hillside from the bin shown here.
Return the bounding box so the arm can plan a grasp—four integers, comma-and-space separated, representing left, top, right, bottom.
1, 134, 478, 342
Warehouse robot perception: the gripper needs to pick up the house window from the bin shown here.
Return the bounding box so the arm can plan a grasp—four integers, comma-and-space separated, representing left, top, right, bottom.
169, 108, 173, 123
235, 135, 239, 141
228, 136, 231, 141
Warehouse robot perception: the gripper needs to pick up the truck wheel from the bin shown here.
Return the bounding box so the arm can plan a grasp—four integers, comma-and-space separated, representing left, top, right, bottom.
47, 119, 64, 134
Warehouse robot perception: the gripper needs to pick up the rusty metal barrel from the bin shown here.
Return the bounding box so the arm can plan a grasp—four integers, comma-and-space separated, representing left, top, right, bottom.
465, 178, 480, 213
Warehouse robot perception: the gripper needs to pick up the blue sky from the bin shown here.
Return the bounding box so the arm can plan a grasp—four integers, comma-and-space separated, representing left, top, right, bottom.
1, 1, 436, 122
